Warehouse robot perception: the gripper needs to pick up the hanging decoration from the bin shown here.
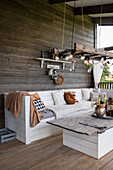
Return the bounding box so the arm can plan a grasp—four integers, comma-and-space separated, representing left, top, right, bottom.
48, 0, 113, 74
54, 75, 64, 85
78, 0, 112, 73
80, 53, 111, 73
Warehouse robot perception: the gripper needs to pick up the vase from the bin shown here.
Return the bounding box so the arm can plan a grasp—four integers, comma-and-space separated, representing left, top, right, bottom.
95, 106, 106, 117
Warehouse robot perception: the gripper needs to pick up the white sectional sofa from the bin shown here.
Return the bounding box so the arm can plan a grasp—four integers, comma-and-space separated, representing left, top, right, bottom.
4, 88, 95, 144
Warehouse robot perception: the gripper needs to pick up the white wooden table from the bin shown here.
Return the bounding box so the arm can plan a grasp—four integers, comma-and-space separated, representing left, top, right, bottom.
48, 113, 113, 159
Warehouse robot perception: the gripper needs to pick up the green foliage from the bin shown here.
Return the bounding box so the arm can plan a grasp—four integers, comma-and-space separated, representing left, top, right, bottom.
100, 65, 110, 82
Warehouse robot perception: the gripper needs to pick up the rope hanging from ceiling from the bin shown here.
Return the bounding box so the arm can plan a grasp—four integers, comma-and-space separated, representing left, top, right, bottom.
62, 0, 66, 49
81, 0, 85, 46
99, 0, 103, 48
71, 0, 76, 49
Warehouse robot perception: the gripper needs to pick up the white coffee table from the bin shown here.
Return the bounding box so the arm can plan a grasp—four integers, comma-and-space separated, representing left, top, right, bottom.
48, 113, 113, 159
63, 127, 113, 159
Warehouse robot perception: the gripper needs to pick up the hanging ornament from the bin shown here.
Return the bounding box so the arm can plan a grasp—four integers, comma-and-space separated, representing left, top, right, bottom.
101, 57, 104, 63
84, 60, 88, 64
88, 67, 92, 73
81, 56, 85, 60
89, 59, 92, 64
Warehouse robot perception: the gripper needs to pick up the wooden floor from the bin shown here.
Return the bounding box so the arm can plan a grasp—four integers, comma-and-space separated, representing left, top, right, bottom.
0, 134, 113, 170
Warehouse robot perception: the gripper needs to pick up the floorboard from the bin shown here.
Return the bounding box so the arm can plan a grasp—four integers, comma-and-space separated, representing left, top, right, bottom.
0, 134, 113, 170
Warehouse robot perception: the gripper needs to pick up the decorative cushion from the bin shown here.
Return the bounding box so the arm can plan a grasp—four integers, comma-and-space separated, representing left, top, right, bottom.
52, 90, 66, 105
31, 93, 45, 111
65, 91, 76, 98
64, 92, 76, 104
82, 89, 92, 101
90, 92, 108, 101
33, 98, 45, 111
90, 92, 99, 101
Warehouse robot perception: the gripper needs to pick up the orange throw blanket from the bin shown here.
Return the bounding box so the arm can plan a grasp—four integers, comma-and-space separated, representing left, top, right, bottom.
5, 91, 43, 127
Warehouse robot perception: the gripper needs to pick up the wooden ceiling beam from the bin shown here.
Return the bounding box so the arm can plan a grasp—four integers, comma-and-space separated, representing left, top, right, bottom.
92, 17, 113, 25
74, 3, 113, 15
74, 43, 113, 58
49, 0, 75, 4
104, 46, 113, 51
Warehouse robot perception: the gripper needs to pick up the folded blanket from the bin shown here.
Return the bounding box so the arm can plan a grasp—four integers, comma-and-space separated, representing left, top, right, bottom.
47, 100, 93, 119
5, 91, 43, 127
41, 109, 55, 119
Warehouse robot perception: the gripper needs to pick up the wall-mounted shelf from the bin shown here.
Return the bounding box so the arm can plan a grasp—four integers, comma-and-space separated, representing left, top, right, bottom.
35, 58, 71, 70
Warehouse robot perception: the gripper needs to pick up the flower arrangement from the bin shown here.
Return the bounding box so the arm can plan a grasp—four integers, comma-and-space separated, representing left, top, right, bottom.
93, 95, 106, 108
87, 62, 93, 69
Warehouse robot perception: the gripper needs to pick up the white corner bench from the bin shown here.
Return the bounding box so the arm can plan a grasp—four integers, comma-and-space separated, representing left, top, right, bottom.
4, 88, 94, 144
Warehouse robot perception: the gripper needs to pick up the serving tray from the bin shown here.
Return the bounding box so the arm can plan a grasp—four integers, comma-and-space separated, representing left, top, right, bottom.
92, 113, 113, 120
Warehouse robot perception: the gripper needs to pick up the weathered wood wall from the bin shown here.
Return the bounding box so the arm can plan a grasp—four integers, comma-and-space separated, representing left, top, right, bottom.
0, 0, 94, 128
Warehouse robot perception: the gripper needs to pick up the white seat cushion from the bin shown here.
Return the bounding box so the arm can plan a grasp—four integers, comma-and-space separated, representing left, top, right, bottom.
47, 100, 93, 119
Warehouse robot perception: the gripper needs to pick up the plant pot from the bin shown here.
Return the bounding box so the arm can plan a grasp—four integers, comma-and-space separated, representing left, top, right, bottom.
95, 106, 106, 117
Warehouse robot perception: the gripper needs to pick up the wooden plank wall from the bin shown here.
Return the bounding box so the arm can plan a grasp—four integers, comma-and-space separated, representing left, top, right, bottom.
0, 0, 94, 128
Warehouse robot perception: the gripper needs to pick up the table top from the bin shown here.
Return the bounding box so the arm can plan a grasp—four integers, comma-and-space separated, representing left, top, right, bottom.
47, 112, 113, 136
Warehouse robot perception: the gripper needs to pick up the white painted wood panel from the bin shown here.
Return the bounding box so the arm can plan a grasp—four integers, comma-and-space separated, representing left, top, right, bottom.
63, 133, 98, 151
63, 128, 113, 159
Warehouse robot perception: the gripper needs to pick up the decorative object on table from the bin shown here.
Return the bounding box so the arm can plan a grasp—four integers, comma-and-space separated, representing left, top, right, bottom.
92, 113, 113, 120
93, 95, 106, 117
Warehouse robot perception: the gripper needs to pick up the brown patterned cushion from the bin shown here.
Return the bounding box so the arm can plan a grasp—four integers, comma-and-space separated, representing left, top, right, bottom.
64, 92, 76, 104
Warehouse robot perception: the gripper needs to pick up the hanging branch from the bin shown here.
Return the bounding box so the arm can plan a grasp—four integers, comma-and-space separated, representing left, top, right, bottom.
75, 43, 113, 58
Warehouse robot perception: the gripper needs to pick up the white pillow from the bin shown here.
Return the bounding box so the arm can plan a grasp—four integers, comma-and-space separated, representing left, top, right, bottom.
52, 90, 66, 105
82, 89, 92, 101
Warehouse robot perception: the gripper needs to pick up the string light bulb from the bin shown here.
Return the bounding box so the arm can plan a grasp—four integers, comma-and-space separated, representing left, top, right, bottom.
81, 56, 85, 60
89, 59, 92, 64
101, 57, 104, 63
87, 67, 92, 73
84, 60, 88, 64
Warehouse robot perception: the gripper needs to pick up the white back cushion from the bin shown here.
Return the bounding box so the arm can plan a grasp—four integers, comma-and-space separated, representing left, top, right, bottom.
82, 89, 93, 101
29, 91, 54, 106
28, 88, 93, 106
52, 90, 66, 105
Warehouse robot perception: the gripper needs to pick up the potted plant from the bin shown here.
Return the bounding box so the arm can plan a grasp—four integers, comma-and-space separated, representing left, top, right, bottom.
93, 95, 106, 117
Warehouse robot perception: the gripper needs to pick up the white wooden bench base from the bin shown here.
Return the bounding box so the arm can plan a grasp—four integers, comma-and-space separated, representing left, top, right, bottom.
63, 128, 113, 159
